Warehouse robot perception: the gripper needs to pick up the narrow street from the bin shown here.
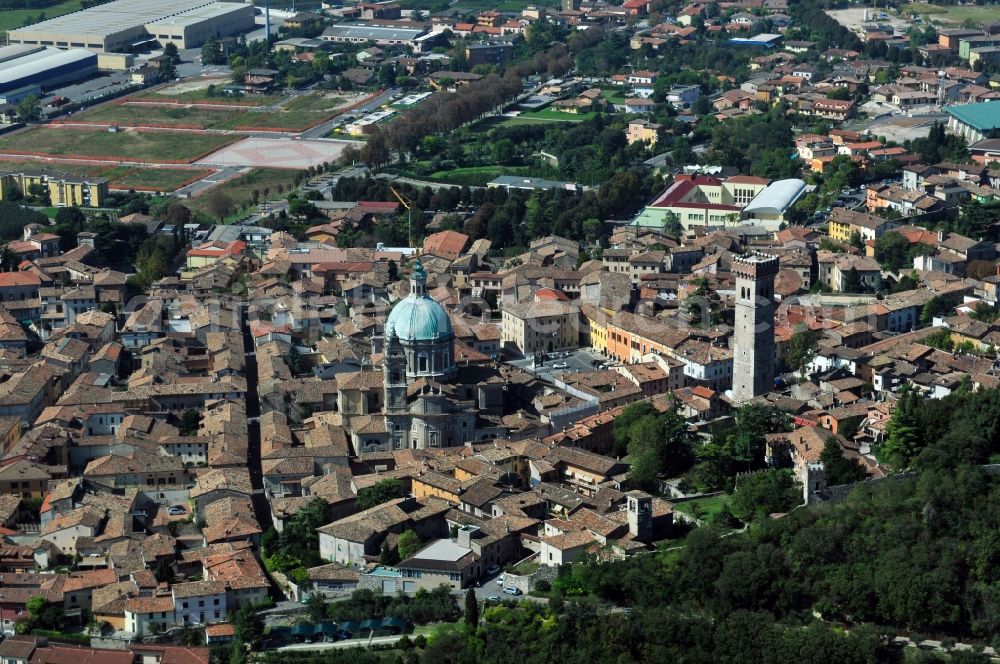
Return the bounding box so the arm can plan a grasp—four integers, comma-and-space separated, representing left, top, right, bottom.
240, 303, 270, 528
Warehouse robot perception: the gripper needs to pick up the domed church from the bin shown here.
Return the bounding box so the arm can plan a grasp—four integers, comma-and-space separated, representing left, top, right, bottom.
383, 261, 456, 380
380, 262, 479, 450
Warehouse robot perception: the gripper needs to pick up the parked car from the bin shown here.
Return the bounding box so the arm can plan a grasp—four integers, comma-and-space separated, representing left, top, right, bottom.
485, 564, 501, 575
495, 575, 505, 585
167, 505, 187, 516
503, 587, 522, 596
552, 362, 568, 369
487, 596, 501, 603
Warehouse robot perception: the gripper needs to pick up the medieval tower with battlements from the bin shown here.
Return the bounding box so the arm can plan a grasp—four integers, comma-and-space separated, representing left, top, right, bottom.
732, 252, 779, 403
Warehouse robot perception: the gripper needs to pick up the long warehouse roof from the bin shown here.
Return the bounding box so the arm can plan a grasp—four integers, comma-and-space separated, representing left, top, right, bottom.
9, 0, 221, 37
0, 47, 95, 88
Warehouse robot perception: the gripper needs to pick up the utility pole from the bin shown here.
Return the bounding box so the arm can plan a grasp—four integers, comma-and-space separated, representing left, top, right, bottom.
264, 0, 271, 42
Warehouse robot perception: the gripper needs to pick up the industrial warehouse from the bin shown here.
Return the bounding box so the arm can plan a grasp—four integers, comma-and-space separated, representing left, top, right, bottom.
0, 45, 97, 99
7, 0, 256, 53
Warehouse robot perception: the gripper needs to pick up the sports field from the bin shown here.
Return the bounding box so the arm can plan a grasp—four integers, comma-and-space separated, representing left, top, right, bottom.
0, 127, 241, 163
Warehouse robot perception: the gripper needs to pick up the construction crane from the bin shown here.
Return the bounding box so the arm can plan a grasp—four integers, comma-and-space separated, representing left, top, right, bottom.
390, 186, 413, 247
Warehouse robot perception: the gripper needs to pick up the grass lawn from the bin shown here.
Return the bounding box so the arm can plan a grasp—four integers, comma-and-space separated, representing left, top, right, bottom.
185, 167, 300, 219
508, 560, 540, 576
410, 625, 439, 637
71, 103, 244, 129
0, 0, 84, 32
674, 494, 729, 521
498, 116, 562, 127
0, 158, 209, 192
0, 127, 240, 163
601, 88, 629, 105
903, 2, 995, 23
519, 108, 597, 122
428, 165, 532, 186
101, 166, 213, 191
215, 94, 347, 131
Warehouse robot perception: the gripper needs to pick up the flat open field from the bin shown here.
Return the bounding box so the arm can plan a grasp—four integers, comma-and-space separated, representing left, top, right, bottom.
0, 0, 84, 32
0, 158, 211, 192
674, 494, 729, 521
197, 136, 354, 169
0, 127, 241, 164
101, 166, 213, 191
520, 108, 597, 122
903, 2, 1000, 24
214, 94, 348, 132
427, 165, 534, 187
66, 103, 245, 129
135, 78, 282, 107
185, 167, 300, 218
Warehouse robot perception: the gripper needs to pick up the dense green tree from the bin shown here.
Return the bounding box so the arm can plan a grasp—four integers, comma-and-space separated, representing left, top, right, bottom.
873, 231, 909, 271
305, 592, 326, 623
230, 601, 265, 664
0, 203, 45, 242
729, 469, 800, 523
179, 409, 201, 436
464, 588, 479, 629
728, 403, 792, 470
842, 267, 865, 293
820, 436, 866, 486
17, 94, 40, 122
263, 498, 329, 573
882, 389, 923, 468
54, 206, 85, 228
357, 478, 405, 511
397, 530, 422, 560
617, 399, 695, 490
785, 323, 821, 374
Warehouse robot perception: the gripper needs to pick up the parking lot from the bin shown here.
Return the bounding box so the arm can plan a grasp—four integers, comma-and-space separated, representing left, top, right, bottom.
507, 347, 615, 383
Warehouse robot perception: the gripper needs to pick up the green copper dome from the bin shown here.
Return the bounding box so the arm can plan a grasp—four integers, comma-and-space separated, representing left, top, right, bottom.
385, 262, 454, 342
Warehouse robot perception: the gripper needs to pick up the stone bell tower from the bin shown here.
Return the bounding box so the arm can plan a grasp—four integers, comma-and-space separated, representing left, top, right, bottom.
732, 252, 779, 403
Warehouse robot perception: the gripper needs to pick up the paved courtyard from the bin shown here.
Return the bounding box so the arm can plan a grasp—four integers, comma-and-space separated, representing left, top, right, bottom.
196, 137, 355, 169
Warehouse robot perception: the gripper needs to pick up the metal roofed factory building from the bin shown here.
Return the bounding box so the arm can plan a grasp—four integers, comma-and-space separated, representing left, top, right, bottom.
7, 0, 256, 53
946, 102, 1000, 143
741, 178, 808, 230
0, 45, 97, 95
321, 23, 428, 48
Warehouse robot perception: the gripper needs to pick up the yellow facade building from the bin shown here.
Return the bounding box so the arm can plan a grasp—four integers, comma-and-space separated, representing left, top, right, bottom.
0, 170, 109, 207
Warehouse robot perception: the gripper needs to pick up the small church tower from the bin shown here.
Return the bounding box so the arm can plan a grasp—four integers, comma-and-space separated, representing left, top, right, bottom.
626, 490, 653, 542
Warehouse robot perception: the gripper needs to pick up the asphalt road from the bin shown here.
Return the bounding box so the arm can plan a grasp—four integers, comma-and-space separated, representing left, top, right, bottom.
277, 635, 401, 651
175, 166, 248, 198
299, 87, 401, 140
